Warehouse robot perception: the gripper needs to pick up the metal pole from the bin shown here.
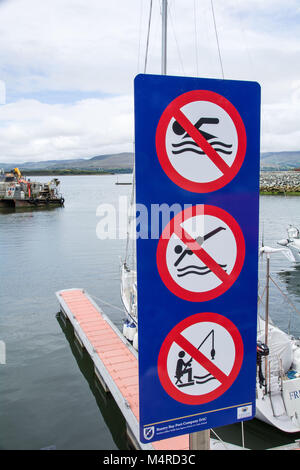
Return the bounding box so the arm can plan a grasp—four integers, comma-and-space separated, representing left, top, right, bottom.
189, 430, 210, 450
264, 254, 270, 395
161, 0, 167, 75
162, 0, 209, 452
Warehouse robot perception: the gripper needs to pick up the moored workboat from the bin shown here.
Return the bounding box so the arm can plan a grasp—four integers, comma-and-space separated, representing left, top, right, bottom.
0, 167, 64, 208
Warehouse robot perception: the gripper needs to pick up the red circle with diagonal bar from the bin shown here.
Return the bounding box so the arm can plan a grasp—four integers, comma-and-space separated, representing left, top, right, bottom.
158, 312, 244, 405
155, 90, 246, 193
156, 204, 245, 302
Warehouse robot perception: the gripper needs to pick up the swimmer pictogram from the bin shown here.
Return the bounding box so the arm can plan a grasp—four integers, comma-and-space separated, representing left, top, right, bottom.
156, 204, 245, 302
155, 89, 247, 193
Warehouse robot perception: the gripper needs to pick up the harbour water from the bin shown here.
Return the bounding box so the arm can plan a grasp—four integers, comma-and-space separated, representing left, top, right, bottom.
1, 174, 300, 450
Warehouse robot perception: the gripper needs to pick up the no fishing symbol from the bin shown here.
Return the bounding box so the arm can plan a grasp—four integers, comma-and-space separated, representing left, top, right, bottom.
156, 204, 245, 302
155, 90, 247, 193
157, 313, 244, 405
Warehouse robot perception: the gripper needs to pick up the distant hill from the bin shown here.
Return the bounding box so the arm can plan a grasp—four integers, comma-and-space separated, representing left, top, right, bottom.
260, 151, 300, 170
0, 152, 134, 173
1, 150, 300, 173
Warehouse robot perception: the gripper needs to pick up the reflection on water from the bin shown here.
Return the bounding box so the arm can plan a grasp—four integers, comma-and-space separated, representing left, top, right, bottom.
278, 266, 300, 299
0, 205, 62, 215
258, 196, 300, 338
274, 266, 300, 337
0, 175, 130, 450
56, 312, 130, 450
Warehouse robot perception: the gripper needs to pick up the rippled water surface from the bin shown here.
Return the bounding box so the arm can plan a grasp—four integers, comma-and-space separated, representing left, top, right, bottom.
1, 175, 300, 450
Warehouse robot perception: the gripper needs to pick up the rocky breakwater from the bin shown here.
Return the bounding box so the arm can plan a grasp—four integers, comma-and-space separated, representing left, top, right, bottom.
260, 171, 300, 194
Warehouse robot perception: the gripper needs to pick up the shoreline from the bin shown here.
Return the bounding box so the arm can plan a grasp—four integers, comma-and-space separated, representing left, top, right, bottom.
260, 190, 300, 195
11, 170, 300, 195
260, 170, 300, 196
21, 170, 133, 176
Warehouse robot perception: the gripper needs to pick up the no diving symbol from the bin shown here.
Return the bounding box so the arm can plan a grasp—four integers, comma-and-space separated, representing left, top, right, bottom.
157, 313, 244, 405
155, 90, 247, 193
156, 204, 245, 302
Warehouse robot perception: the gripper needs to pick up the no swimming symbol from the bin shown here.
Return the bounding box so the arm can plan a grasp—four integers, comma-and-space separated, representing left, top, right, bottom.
155, 90, 247, 193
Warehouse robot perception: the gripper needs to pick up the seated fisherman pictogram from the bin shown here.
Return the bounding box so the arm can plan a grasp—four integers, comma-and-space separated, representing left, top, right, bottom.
174, 329, 217, 388
175, 351, 194, 387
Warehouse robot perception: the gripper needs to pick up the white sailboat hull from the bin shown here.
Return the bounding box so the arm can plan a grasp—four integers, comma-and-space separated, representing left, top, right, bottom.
120, 264, 136, 314
256, 386, 300, 433
120, 262, 138, 349
256, 318, 300, 432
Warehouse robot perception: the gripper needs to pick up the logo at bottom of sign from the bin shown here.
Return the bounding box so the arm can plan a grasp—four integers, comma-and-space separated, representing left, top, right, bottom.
157, 312, 244, 405
143, 426, 155, 441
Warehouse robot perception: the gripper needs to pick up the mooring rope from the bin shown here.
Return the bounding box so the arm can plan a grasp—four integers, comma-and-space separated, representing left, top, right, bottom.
210, 429, 230, 450
90, 294, 125, 314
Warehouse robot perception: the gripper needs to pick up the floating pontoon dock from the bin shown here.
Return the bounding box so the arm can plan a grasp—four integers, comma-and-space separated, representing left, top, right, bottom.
56, 288, 190, 450
56, 288, 247, 450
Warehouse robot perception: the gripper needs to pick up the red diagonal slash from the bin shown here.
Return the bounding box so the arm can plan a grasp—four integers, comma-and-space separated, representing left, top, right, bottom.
157, 204, 245, 302
175, 332, 228, 384
157, 312, 244, 405
173, 108, 230, 175
170, 219, 230, 285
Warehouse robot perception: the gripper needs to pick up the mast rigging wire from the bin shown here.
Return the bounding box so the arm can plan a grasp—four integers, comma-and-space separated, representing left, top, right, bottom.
193, 0, 199, 76
144, 0, 153, 73
167, 1, 185, 76
137, 0, 144, 73
210, 0, 224, 79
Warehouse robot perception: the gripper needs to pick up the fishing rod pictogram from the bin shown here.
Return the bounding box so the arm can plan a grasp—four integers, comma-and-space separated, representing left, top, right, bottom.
158, 312, 244, 405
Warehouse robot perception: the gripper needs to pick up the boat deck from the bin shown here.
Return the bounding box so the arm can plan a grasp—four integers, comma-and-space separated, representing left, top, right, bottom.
56, 288, 189, 450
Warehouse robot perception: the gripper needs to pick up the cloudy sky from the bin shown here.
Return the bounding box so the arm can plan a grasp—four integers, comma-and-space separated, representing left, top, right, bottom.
0, 0, 299, 163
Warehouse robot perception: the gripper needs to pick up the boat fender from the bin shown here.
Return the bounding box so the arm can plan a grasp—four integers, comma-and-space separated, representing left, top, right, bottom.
60, 197, 65, 206
123, 320, 129, 339
133, 332, 138, 351
127, 322, 137, 342
292, 347, 300, 373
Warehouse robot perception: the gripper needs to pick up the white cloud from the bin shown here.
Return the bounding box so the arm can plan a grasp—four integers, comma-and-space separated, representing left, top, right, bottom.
0, 0, 143, 95
0, 96, 134, 161
0, 0, 300, 162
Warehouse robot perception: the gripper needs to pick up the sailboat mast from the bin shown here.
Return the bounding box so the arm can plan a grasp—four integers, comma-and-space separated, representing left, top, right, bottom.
161, 0, 167, 75
264, 253, 270, 394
